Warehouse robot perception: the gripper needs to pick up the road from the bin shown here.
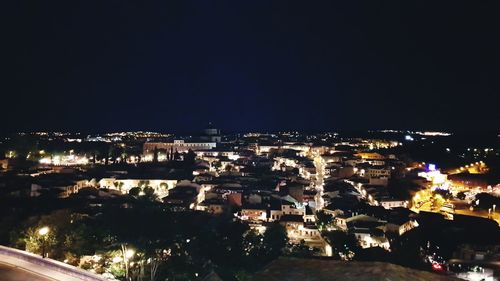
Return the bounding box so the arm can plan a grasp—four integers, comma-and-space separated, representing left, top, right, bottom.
0, 262, 54, 281
313, 154, 325, 210
453, 206, 500, 224
0, 251, 95, 281
412, 199, 500, 224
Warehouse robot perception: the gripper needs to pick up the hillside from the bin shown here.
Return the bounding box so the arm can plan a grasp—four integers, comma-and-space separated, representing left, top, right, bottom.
251, 258, 462, 281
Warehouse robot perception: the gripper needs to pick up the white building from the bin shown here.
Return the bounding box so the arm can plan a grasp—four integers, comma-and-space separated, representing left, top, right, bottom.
379, 199, 408, 209
352, 229, 391, 250
144, 140, 216, 154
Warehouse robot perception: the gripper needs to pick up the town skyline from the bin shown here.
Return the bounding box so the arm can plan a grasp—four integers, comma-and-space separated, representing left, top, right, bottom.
0, 126, 498, 280
1, 1, 499, 280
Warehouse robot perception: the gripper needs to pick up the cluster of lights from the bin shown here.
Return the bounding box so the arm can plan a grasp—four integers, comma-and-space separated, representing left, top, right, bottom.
19, 132, 76, 137
375, 130, 451, 136
39, 155, 89, 166
349, 181, 379, 206
454, 161, 485, 173
104, 131, 171, 138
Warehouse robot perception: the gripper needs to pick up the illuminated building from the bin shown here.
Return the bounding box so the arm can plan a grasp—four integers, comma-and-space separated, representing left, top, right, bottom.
200, 123, 222, 143
143, 125, 221, 155
418, 170, 447, 185
355, 152, 385, 160
39, 154, 89, 166
98, 178, 177, 198
143, 140, 217, 154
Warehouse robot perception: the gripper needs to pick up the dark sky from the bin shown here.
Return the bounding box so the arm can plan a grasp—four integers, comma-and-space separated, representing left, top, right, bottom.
2, 1, 499, 133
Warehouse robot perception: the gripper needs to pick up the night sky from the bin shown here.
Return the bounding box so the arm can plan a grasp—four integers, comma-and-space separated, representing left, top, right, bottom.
3, 1, 500, 133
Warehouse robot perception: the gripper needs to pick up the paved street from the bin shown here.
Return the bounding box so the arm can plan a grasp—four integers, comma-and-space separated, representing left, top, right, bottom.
0, 254, 92, 281
412, 198, 500, 224
313, 154, 325, 210
0, 262, 54, 281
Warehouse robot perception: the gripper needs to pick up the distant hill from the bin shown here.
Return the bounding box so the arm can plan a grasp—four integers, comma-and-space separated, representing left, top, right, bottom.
251, 258, 461, 281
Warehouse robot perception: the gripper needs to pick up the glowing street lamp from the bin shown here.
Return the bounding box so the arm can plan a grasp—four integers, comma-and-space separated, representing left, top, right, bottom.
414, 193, 421, 201
38, 226, 50, 258
125, 249, 135, 259
38, 226, 49, 236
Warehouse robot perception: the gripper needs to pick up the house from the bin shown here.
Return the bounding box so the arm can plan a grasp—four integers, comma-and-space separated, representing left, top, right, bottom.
240, 204, 268, 221
337, 214, 385, 231
352, 228, 390, 250
196, 198, 227, 215
31, 177, 89, 198
303, 205, 316, 223
379, 199, 408, 209
279, 214, 306, 241
163, 184, 200, 210
366, 166, 391, 179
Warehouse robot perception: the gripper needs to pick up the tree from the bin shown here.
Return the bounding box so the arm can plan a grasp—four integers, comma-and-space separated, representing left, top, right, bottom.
475, 193, 500, 210
159, 182, 168, 191
174, 150, 180, 161
138, 180, 150, 189
121, 244, 134, 280
387, 178, 420, 200
63, 224, 96, 257
432, 194, 446, 209
287, 240, 317, 257
129, 187, 141, 197
14, 210, 100, 260
153, 147, 159, 163
184, 149, 196, 166
91, 150, 99, 164
262, 223, 288, 259
316, 210, 333, 230
25, 227, 57, 257
108, 146, 123, 164
456, 192, 466, 200
355, 247, 391, 262
143, 187, 157, 201
121, 152, 128, 163
433, 189, 451, 200
323, 230, 360, 260
143, 245, 171, 281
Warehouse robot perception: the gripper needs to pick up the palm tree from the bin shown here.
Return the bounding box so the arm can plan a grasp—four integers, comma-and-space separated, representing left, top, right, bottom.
153, 147, 159, 163
117, 182, 124, 193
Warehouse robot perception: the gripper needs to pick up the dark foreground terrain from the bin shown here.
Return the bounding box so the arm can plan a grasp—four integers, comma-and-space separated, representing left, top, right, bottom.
252, 258, 462, 281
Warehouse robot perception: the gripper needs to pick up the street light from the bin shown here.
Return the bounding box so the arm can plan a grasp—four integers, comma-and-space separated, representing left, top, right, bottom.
38, 226, 50, 258
125, 249, 135, 259
414, 193, 421, 201
38, 226, 49, 236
